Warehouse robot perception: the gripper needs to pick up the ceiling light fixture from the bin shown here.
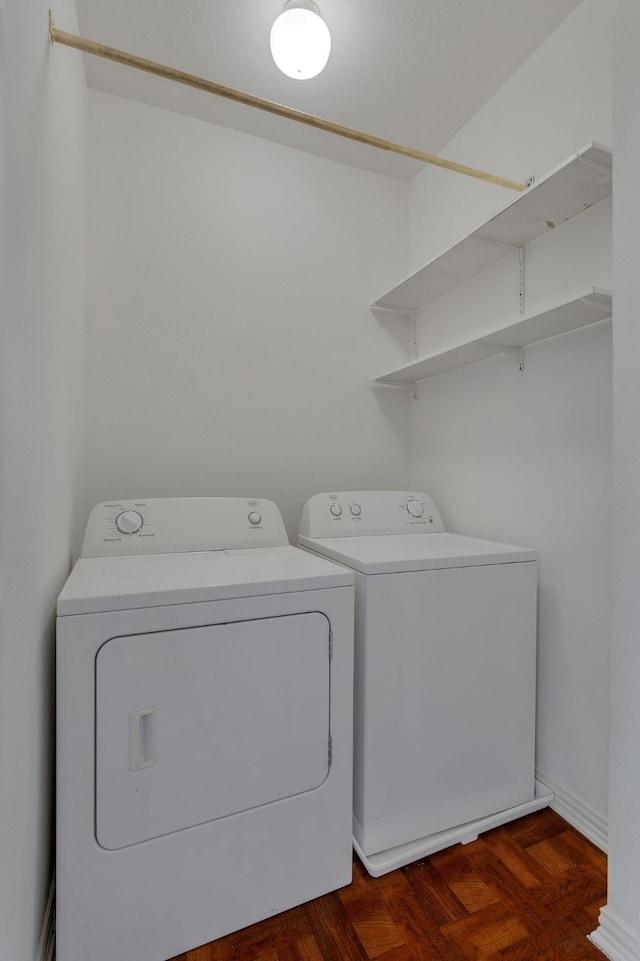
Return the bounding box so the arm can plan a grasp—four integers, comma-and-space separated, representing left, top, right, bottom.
270, 0, 331, 80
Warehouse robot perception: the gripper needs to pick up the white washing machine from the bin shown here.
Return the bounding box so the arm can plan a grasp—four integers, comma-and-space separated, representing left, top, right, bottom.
299, 490, 552, 877
56, 497, 354, 961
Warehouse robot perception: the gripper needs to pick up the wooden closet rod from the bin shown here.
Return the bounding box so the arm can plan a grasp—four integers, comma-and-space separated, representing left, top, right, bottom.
48, 12, 527, 193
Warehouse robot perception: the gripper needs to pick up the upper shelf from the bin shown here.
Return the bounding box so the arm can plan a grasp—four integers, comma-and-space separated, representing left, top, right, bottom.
372, 143, 612, 312
372, 288, 612, 386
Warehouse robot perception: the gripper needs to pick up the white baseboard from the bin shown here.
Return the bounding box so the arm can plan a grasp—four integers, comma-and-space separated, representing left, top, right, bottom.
535, 769, 607, 852
589, 906, 638, 961
36, 874, 55, 961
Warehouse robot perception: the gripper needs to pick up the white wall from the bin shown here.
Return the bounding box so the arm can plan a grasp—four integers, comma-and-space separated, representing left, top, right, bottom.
406, 0, 612, 833
592, 2, 640, 956
0, 2, 86, 959
85, 92, 410, 541
408, 0, 612, 276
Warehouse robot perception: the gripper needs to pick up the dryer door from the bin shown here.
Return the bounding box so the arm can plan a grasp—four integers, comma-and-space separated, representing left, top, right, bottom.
95, 612, 331, 849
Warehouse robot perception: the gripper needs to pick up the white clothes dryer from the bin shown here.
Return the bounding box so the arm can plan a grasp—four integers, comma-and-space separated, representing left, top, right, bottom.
56, 497, 354, 961
299, 490, 551, 877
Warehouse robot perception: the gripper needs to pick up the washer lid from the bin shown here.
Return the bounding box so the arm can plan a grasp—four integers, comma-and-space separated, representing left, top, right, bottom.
57, 546, 353, 616
298, 532, 535, 574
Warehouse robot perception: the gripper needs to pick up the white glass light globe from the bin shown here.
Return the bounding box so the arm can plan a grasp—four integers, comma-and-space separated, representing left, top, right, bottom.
270, 1, 331, 80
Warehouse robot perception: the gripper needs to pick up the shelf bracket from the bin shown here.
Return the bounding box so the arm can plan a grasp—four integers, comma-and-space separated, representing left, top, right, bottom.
410, 309, 417, 354
370, 303, 414, 318
580, 292, 613, 315
411, 311, 418, 398
471, 235, 520, 252
576, 155, 613, 176
371, 304, 419, 397
518, 246, 526, 316
473, 340, 525, 371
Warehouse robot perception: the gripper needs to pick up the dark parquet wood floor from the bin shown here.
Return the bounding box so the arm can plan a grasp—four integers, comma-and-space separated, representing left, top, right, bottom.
170, 810, 607, 961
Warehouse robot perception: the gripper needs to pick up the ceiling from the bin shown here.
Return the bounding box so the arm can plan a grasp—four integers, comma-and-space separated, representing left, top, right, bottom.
73, 0, 582, 181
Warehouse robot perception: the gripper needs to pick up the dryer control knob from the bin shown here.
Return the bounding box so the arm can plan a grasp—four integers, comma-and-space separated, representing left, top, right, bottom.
248, 511, 262, 526
406, 501, 424, 518
330, 504, 343, 517
115, 510, 143, 534
350, 504, 362, 516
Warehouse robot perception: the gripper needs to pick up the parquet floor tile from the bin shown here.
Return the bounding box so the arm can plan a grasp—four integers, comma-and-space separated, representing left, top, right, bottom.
447, 874, 500, 914
441, 901, 530, 956
348, 904, 406, 958
526, 838, 578, 875
401, 860, 469, 925
503, 809, 567, 847
169, 810, 607, 961
479, 829, 550, 889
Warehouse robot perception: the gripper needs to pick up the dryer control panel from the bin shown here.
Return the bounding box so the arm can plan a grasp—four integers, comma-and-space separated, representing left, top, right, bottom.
299, 491, 445, 538
81, 498, 289, 557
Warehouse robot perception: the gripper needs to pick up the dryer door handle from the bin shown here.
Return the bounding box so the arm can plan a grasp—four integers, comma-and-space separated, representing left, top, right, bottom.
129, 708, 156, 771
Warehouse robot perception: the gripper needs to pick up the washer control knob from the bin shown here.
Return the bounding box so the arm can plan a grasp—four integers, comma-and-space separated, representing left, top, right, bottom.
115, 510, 143, 534
248, 511, 262, 526
349, 504, 362, 516
406, 501, 424, 518
330, 504, 343, 517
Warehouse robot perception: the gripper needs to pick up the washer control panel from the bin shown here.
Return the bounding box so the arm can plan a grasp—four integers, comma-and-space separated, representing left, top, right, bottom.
81, 498, 289, 557
299, 491, 445, 538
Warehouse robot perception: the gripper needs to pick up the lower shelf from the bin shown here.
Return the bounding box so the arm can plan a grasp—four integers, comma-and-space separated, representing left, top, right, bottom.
353, 779, 554, 877
373, 288, 612, 386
